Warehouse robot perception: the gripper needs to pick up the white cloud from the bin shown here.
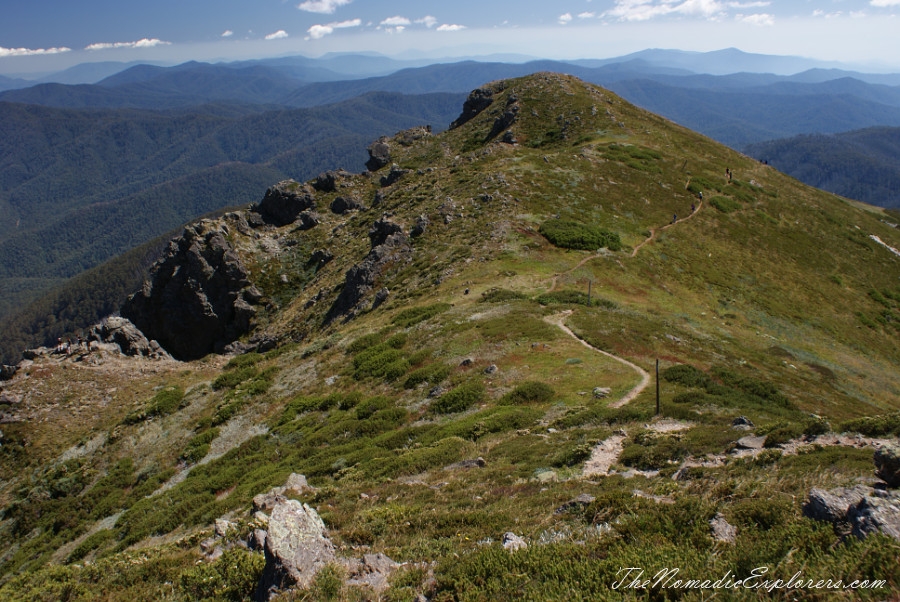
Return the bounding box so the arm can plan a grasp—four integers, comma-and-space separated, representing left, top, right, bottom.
297, 0, 351, 14
737, 12, 774, 25
727, 0, 770, 7
380, 16, 412, 26
85, 38, 171, 51
559, 13, 573, 24
221, 30, 234, 37
871, 0, 900, 6
416, 15, 438, 28
604, 0, 726, 21
305, 18, 361, 40
578, 11, 597, 18
265, 30, 289, 40
0, 45, 71, 57
436, 23, 467, 31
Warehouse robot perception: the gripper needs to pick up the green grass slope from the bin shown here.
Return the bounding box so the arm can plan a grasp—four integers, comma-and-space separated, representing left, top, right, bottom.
0, 73, 898, 601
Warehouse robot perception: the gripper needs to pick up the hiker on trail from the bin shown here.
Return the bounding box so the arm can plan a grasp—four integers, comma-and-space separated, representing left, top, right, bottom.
672, 214, 677, 224
691, 203, 696, 213
698, 192, 703, 201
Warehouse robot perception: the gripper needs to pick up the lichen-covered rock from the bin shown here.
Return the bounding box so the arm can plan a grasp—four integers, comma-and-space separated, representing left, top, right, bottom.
89, 316, 170, 358
875, 443, 900, 488
380, 164, 410, 188
344, 553, 400, 592
848, 491, 900, 540
312, 169, 354, 193
709, 513, 737, 543
502, 532, 527, 552
122, 220, 261, 360
803, 486, 871, 523
0, 364, 17, 381
330, 196, 364, 214
255, 180, 316, 226
255, 500, 336, 600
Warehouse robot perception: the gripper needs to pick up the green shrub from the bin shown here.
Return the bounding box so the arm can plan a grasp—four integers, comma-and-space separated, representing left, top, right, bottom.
178, 547, 265, 601
213, 366, 258, 391
499, 381, 555, 405
66, 529, 116, 563
392, 303, 451, 327
552, 442, 594, 467
763, 423, 804, 447
710, 196, 741, 213
353, 346, 408, 381
663, 364, 710, 388
840, 412, 900, 437
480, 288, 528, 303
224, 352, 263, 370
728, 497, 793, 531
534, 290, 616, 308
122, 386, 186, 424
181, 428, 220, 464
539, 220, 622, 251
403, 363, 452, 389
355, 396, 391, 420
430, 381, 485, 414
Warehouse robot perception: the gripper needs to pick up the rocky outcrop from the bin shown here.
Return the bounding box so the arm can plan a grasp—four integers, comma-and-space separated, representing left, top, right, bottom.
122, 220, 262, 361
89, 316, 170, 358
487, 93, 520, 141
312, 169, 354, 193
365, 137, 391, 172
0, 364, 17, 381
450, 87, 497, 130
380, 164, 410, 188
875, 443, 900, 487
330, 196, 364, 215
254, 180, 316, 227
325, 217, 411, 324
255, 500, 336, 601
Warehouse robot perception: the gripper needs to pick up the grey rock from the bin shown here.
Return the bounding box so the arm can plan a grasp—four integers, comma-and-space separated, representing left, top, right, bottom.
255, 500, 336, 600
709, 513, 737, 543
459, 358, 474, 367
365, 137, 391, 172
372, 190, 385, 207
554, 493, 596, 514
293, 211, 320, 231
875, 443, 900, 488
90, 316, 170, 359
445, 457, 486, 470
380, 164, 410, 188
502, 532, 527, 552
312, 169, 354, 193
487, 95, 519, 140
284, 473, 314, 495
372, 287, 390, 310
344, 553, 400, 592
255, 180, 316, 226
848, 491, 900, 540
122, 220, 260, 360
411, 215, 429, 238
325, 218, 411, 324
427, 385, 445, 398
484, 364, 498, 375
307, 249, 334, 271
0, 365, 17, 381
330, 196, 364, 215
253, 491, 287, 515
735, 435, 767, 450
215, 518, 235, 538
450, 87, 496, 130
804, 486, 872, 523
248, 528, 268, 552
501, 130, 517, 144
593, 387, 611, 399
732, 416, 754, 427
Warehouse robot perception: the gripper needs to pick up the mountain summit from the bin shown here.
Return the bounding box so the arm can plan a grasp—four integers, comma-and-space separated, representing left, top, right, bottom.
1, 73, 898, 600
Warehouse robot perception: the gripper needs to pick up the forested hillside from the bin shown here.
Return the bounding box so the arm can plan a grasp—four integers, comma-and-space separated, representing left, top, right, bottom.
745, 127, 900, 207
0, 91, 465, 324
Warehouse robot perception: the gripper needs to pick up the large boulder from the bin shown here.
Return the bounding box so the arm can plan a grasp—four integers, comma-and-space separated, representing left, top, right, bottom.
89, 316, 169, 358
255, 180, 316, 227
122, 220, 262, 360
450, 87, 497, 130
875, 443, 900, 488
365, 137, 391, 172
848, 492, 900, 540
255, 500, 336, 601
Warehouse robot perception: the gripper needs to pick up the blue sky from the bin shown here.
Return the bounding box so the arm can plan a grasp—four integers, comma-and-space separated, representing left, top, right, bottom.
2, 0, 900, 74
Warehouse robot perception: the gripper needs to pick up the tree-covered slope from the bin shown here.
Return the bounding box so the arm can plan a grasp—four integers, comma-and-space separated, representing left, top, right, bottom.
746, 126, 900, 207
0, 91, 465, 322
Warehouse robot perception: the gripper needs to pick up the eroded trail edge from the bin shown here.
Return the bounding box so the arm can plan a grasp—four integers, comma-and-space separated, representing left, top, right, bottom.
543, 310, 650, 408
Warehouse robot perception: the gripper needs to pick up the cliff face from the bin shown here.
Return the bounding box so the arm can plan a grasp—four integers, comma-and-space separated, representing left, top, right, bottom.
122, 219, 262, 360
